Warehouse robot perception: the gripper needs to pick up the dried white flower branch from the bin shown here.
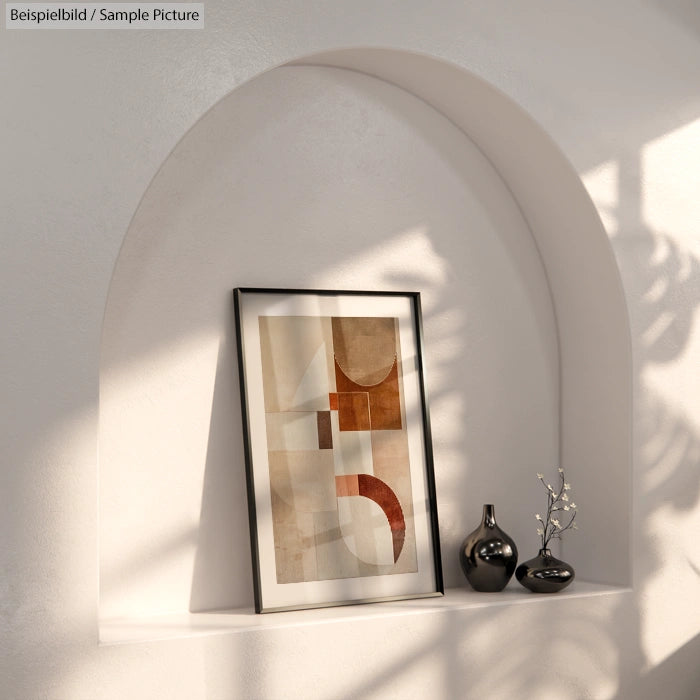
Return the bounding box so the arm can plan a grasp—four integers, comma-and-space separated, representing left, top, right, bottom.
535, 468, 578, 549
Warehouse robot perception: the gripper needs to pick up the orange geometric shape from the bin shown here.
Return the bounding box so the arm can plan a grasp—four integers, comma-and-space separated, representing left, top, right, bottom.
335, 473, 407, 563
337, 392, 370, 431
357, 473, 406, 563
329, 392, 338, 411
335, 474, 360, 498
357, 474, 405, 529
334, 357, 402, 431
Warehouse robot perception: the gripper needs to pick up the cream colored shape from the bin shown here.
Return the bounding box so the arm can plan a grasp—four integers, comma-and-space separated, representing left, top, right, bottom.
329, 411, 373, 475
265, 412, 319, 451
268, 450, 337, 513
270, 491, 318, 584
259, 316, 332, 412
292, 343, 330, 410
312, 510, 363, 580
337, 496, 394, 566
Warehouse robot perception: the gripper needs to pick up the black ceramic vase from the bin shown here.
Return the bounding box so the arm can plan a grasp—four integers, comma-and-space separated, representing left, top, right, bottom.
515, 548, 575, 593
459, 504, 518, 592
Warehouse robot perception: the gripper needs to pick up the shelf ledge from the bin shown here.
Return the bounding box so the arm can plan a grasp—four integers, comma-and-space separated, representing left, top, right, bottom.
99, 580, 631, 646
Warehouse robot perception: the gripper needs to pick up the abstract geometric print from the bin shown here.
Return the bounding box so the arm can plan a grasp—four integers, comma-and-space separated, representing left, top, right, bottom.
258, 315, 418, 584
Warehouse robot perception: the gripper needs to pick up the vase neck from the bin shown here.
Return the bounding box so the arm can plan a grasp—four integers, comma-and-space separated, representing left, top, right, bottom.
539, 548, 553, 558
482, 504, 496, 527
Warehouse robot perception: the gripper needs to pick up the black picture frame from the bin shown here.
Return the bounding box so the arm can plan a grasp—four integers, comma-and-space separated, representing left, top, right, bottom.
234, 288, 443, 613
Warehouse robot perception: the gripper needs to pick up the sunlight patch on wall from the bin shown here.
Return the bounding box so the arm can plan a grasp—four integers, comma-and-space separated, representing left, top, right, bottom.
636, 116, 700, 671
309, 227, 448, 311
100, 330, 220, 618
642, 117, 700, 254
581, 159, 619, 238
639, 117, 700, 429
641, 503, 700, 670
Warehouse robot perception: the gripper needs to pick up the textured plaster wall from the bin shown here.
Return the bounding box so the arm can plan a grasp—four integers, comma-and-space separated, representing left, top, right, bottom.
2, 1, 700, 699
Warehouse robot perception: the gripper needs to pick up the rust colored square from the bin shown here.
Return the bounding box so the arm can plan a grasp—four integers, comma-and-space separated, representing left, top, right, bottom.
317, 411, 333, 449
368, 391, 402, 430
329, 392, 338, 411
334, 357, 402, 431
335, 474, 359, 497
337, 392, 371, 431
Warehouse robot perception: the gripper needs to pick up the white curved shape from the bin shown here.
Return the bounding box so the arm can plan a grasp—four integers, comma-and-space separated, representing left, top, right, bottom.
337, 496, 395, 566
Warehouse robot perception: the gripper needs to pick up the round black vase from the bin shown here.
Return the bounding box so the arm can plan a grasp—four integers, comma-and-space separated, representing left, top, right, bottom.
459, 504, 518, 592
515, 548, 575, 593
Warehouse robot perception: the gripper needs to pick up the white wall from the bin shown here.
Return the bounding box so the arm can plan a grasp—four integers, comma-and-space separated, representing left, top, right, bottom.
2, 1, 700, 698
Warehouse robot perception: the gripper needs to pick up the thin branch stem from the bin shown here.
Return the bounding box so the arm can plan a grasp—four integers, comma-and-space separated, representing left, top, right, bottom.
536, 470, 578, 549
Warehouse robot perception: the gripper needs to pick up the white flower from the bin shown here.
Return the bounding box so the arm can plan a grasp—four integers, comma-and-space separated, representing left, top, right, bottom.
537, 528, 544, 536
535, 514, 542, 521
552, 518, 561, 527
561, 493, 569, 502
563, 505, 570, 511
571, 502, 577, 509
564, 483, 572, 490
558, 468, 564, 473
547, 484, 553, 491
537, 473, 544, 479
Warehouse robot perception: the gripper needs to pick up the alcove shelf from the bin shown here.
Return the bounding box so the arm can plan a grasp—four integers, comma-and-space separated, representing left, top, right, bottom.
99, 48, 632, 634
100, 582, 630, 645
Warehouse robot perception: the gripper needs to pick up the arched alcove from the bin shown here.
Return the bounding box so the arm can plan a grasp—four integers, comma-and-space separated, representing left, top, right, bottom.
99, 49, 631, 631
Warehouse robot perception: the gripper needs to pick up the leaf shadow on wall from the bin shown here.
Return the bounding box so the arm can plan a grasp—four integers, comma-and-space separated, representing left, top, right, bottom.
608, 151, 700, 696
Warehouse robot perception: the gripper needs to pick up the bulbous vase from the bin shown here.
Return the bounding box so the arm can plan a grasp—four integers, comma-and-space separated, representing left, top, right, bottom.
459, 504, 518, 592
515, 548, 575, 593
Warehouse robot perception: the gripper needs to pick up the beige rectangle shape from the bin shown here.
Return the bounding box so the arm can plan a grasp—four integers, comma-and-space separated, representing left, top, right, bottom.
268, 450, 337, 513
330, 411, 374, 475
258, 316, 333, 412
265, 411, 319, 451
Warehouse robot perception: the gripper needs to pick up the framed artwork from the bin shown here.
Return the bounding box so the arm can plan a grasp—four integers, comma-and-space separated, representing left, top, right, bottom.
234, 288, 443, 613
